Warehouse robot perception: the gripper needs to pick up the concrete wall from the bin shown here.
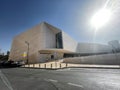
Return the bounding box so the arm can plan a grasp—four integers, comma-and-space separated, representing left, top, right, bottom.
37, 22, 61, 62
9, 22, 62, 63
62, 31, 78, 52
9, 23, 43, 63
42, 22, 60, 48
63, 53, 120, 65
76, 43, 112, 54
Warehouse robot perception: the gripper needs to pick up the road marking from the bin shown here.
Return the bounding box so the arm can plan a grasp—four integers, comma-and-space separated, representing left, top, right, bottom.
68, 82, 84, 88
44, 78, 84, 88
44, 79, 58, 82
0, 70, 14, 90
48, 79, 58, 82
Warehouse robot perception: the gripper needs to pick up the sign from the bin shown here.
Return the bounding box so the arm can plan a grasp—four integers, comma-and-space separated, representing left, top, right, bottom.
23, 52, 27, 57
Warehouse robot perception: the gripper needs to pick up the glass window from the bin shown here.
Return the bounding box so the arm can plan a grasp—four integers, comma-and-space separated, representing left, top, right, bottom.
56, 32, 63, 48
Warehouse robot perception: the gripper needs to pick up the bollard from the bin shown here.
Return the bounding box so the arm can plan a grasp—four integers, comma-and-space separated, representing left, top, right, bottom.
33, 64, 34, 68
51, 64, 52, 69
39, 64, 40, 68
60, 63, 61, 68
44, 64, 46, 68
29, 64, 31, 67
66, 63, 68, 68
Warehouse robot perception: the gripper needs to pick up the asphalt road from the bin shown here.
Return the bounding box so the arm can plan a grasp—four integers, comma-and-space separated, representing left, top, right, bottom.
0, 68, 120, 90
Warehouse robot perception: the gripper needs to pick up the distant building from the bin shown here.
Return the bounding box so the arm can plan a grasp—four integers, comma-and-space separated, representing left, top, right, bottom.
9, 22, 112, 63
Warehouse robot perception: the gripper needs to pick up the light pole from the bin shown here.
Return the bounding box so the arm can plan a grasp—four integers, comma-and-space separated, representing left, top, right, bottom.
108, 43, 118, 61
25, 41, 29, 64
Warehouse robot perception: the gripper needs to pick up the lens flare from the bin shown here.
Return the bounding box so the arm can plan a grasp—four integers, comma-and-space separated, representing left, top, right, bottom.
91, 8, 112, 29
91, 0, 120, 30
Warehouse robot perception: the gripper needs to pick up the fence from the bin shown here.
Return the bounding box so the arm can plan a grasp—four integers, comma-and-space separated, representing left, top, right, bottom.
22, 62, 68, 69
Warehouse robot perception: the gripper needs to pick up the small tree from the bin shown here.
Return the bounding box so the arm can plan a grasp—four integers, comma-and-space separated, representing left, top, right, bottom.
0, 51, 10, 61
7, 51, 10, 56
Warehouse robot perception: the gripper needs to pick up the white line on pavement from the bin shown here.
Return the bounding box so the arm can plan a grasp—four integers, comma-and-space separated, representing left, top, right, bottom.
0, 70, 14, 90
44, 78, 84, 88
68, 82, 84, 88
44, 79, 58, 82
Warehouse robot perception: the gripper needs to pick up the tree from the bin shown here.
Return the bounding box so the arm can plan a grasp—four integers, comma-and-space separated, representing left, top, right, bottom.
7, 51, 10, 56
0, 51, 10, 61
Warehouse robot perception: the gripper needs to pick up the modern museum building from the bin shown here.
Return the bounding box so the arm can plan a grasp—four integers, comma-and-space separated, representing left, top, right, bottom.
9, 22, 113, 64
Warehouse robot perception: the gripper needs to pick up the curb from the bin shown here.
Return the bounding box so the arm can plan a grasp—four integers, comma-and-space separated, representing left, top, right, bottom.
20, 66, 120, 70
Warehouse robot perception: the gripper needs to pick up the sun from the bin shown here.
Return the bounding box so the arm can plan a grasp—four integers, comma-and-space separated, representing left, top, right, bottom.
91, 8, 112, 29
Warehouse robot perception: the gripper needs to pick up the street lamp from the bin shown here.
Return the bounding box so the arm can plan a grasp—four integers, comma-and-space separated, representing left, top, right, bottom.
108, 42, 118, 62
25, 41, 29, 64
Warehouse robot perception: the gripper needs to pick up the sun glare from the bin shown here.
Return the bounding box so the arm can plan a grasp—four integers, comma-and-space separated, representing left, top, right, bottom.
91, 8, 112, 29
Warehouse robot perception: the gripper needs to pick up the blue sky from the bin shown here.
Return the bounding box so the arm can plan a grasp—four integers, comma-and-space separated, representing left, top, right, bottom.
0, 0, 120, 53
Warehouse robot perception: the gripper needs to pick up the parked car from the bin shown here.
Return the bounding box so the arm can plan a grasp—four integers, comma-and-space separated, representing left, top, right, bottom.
0, 61, 6, 67
0, 60, 22, 68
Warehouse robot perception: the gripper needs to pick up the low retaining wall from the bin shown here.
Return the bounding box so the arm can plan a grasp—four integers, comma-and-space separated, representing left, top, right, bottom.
63, 53, 120, 65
